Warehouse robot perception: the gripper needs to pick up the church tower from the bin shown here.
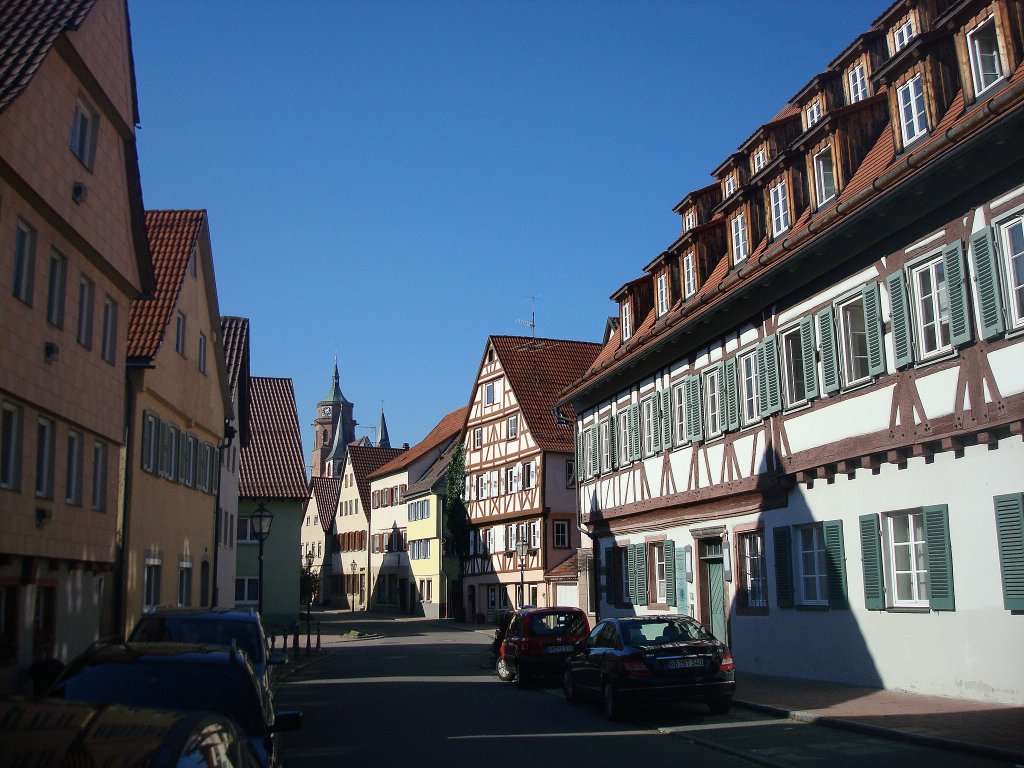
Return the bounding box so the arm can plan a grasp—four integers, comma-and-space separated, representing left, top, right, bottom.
311, 361, 356, 477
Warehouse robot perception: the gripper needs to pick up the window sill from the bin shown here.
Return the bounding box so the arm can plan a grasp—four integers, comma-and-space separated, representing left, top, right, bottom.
648, 601, 668, 611
886, 605, 930, 614
795, 603, 829, 611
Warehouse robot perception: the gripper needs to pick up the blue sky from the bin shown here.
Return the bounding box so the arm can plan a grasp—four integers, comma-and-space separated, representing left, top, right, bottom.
129, 1, 890, 465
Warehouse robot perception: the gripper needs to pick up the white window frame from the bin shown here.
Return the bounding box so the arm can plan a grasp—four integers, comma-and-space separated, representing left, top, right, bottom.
813, 145, 836, 206
897, 75, 928, 146
583, 427, 595, 478
724, 175, 736, 196
739, 350, 760, 426
683, 252, 696, 297
484, 381, 495, 406
731, 212, 748, 264
684, 211, 695, 231
198, 332, 207, 373
770, 180, 791, 237
621, 300, 632, 341
77, 275, 94, 348
672, 382, 687, 445
656, 273, 669, 316
968, 16, 1003, 97
237, 517, 257, 544
553, 520, 569, 549
739, 531, 767, 608
836, 293, 871, 387
753, 148, 766, 172
805, 100, 822, 128
703, 367, 722, 438
998, 215, 1024, 329
599, 418, 612, 473
908, 253, 952, 360
70, 97, 99, 168
144, 562, 162, 610
796, 524, 828, 606
522, 461, 535, 490
652, 542, 667, 603
472, 427, 482, 449
235, 576, 258, 605
13, 220, 36, 306
175, 312, 186, 356
779, 324, 810, 408
507, 415, 518, 440
177, 563, 193, 607
848, 62, 869, 103
616, 410, 630, 465
641, 397, 656, 456
894, 19, 914, 51
884, 510, 929, 607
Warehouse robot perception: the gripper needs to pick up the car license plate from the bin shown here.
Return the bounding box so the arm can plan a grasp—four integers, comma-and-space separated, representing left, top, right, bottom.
666, 657, 704, 669
547, 645, 574, 653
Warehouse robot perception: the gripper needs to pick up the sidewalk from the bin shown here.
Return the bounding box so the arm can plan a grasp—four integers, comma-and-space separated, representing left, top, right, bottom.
282, 611, 1024, 762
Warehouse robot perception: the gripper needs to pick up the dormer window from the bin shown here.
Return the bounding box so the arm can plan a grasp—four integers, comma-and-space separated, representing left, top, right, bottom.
621, 301, 632, 341
894, 19, 914, 52
684, 211, 695, 231
813, 146, 836, 206
656, 273, 669, 316
683, 252, 696, 298
753, 149, 766, 172
897, 75, 928, 146
770, 180, 791, 237
70, 97, 98, 169
731, 212, 748, 264
968, 17, 1003, 96
806, 101, 822, 128
725, 175, 736, 196
848, 63, 869, 103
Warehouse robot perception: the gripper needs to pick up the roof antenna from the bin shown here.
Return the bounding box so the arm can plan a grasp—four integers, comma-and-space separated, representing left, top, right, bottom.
517, 295, 539, 338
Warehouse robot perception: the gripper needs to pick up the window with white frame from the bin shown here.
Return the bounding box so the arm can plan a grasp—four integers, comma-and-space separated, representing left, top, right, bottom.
780, 325, 810, 407
621, 300, 632, 341
738, 531, 767, 608
599, 419, 612, 473
553, 520, 569, 548
47, 249, 67, 327
77, 275, 94, 348
731, 212, 748, 264
968, 17, 1002, 96
65, 430, 82, 505
753, 148, 766, 172
684, 211, 695, 231
770, 180, 791, 237
92, 441, 107, 510
566, 459, 576, 488
651, 542, 667, 603
144, 562, 162, 609
1, 403, 23, 490
36, 417, 54, 499
813, 146, 836, 206
235, 577, 258, 605
999, 216, 1024, 329
836, 294, 871, 386
893, 19, 914, 51
703, 368, 722, 438
897, 75, 928, 146
522, 461, 535, 489
236, 517, 257, 543
739, 350, 760, 425
484, 381, 495, 405
641, 397, 656, 455
583, 427, 596, 478
885, 510, 928, 606
656, 273, 669, 316
505, 466, 515, 493
507, 415, 518, 440
724, 175, 736, 196
797, 524, 828, 605
175, 312, 186, 356
683, 252, 696, 297
472, 427, 482, 449
70, 97, 99, 168
672, 382, 687, 444
616, 411, 630, 465
909, 254, 951, 359
848, 62, 869, 103
805, 100, 822, 128
101, 297, 118, 364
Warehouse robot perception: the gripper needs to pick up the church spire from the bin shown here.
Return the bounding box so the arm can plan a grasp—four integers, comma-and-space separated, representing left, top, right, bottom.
323, 359, 350, 404
376, 409, 391, 449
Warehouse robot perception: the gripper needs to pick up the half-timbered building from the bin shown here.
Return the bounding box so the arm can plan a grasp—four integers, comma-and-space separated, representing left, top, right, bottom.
463, 336, 601, 622
560, 0, 1024, 705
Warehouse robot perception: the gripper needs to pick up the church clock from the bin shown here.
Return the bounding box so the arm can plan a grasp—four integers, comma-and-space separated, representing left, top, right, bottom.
321, 405, 332, 418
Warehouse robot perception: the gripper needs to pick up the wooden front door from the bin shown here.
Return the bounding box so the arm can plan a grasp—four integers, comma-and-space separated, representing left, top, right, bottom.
698, 539, 728, 644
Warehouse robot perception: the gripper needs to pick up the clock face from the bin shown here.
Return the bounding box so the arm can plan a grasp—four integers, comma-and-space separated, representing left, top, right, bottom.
321, 406, 332, 417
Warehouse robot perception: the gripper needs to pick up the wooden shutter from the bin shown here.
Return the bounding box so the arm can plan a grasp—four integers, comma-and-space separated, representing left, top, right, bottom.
862, 282, 885, 377
648, 396, 661, 453
773, 527, 793, 608
970, 227, 1006, 340
994, 493, 1024, 611
724, 358, 740, 431
817, 306, 840, 394
604, 546, 618, 604
177, 431, 188, 483
664, 539, 676, 607
608, 417, 618, 470
685, 376, 703, 443
661, 390, 672, 448
823, 519, 848, 609
886, 271, 915, 370
627, 544, 637, 603
800, 316, 819, 400
859, 514, 885, 610
589, 426, 599, 477
634, 543, 648, 606
628, 404, 640, 461
923, 504, 955, 611
943, 241, 972, 347
577, 429, 584, 473
141, 412, 153, 472
759, 336, 782, 416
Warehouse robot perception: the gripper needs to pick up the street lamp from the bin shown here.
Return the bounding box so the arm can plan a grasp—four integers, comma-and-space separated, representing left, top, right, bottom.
350, 559, 357, 613
515, 537, 529, 607
250, 502, 274, 616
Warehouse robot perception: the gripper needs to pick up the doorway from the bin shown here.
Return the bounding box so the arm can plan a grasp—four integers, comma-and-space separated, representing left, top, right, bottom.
698, 538, 728, 644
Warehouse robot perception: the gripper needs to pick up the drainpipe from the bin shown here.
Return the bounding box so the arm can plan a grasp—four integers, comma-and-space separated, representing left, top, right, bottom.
114, 366, 145, 637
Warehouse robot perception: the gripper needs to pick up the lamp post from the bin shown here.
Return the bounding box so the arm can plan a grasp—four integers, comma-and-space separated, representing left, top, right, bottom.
515, 538, 529, 608
250, 502, 274, 616
350, 559, 357, 613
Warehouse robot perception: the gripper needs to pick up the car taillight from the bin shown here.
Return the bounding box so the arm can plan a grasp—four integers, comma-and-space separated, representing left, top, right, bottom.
622, 658, 651, 677
719, 652, 735, 672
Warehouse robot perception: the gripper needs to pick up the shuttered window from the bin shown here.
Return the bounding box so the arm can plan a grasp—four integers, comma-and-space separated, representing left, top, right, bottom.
628, 404, 641, 461
817, 306, 840, 394
723, 358, 740, 432
758, 336, 782, 417
774, 522, 847, 609
862, 282, 886, 376
773, 527, 794, 609
859, 514, 886, 610
661, 390, 673, 448
887, 270, 915, 369
684, 375, 703, 443
994, 493, 1024, 611
665, 539, 677, 607
909, 254, 953, 360
604, 545, 618, 604
633, 543, 648, 606
627, 545, 637, 603
923, 505, 955, 611
970, 227, 1006, 339
823, 520, 849, 609
943, 241, 972, 348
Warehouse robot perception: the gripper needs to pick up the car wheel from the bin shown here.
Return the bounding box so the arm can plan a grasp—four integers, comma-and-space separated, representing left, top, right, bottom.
496, 656, 515, 682
708, 697, 732, 715
602, 681, 623, 721
562, 670, 579, 703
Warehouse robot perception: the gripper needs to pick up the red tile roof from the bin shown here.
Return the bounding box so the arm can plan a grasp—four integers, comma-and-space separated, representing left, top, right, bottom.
369, 406, 468, 480
0, 0, 95, 112
240, 377, 308, 500
128, 210, 205, 360
220, 316, 250, 396
309, 476, 342, 533
347, 445, 406, 517
547, 551, 579, 580
490, 336, 602, 453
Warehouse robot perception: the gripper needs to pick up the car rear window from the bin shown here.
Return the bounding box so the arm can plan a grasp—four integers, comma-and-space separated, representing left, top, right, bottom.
620, 618, 712, 646
130, 619, 263, 664
527, 611, 587, 636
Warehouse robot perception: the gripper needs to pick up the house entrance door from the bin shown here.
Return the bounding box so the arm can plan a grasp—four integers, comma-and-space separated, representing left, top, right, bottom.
698, 538, 728, 644
486, 585, 498, 623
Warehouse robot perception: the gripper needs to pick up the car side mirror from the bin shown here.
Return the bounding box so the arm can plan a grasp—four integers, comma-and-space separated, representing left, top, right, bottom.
268, 650, 288, 666
271, 710, 303, 733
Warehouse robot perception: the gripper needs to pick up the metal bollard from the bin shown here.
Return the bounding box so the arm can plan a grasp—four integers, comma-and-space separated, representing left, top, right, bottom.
316, 621, 321, 651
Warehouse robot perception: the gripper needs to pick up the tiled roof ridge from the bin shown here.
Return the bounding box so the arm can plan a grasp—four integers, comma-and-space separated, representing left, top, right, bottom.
310, 475, 342, 532
368, 405, 468, 479
348, 444, 407, 514
240, 376, 307, 500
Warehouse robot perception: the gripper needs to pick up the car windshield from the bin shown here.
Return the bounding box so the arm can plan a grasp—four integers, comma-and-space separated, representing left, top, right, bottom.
619, 618, 712, 646
53, 661, 264, 735
130, 618, 263, 664
528, 612, 586, 636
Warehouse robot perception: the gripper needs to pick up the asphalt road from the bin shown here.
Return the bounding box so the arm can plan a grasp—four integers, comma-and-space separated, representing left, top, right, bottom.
275, 619, 1017, 768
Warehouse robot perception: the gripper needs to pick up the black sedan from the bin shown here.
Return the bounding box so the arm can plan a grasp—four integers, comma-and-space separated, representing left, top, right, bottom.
563, 615, 736, 720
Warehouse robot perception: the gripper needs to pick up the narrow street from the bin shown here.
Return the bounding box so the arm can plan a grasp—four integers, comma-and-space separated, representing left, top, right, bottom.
275, 618, 1017, 768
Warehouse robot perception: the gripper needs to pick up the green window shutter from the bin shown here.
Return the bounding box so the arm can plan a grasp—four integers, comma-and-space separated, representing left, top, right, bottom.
675, 547, 689, 611
823, 519, 849, 609
627, 545, 637, 603
773, 526, 794, 608
648, 396, 661, 453
923, 504, 955, 611
759, 336, 782, 417
685, 376, 703, 443
661, 390, 672, 448
800, 316, 819, 400
886, 271, 915, 369
994, 493, 1024, 611
859, 514, 886, 610
604, 545, 618, 604
862, 282, 886, 377
629, 404, 640, 461
943, 241, 972, 348
817, 306, 840, 394
635, 543, 648, 606
589, 426, 599, 477
664, 539, 677, 607
608, 417, 617, 470
970, 227, 1006, 340
177, 433, 188, 483
576, 430, 584, 475
724, 358, 740, 431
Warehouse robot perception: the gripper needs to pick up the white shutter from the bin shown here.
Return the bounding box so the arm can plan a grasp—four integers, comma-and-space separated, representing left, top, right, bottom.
512, 465, 522, 492
530, 521, 539, 548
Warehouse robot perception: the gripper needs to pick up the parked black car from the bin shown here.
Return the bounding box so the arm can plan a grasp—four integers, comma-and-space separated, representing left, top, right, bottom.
1, 697, 263, 768
129, 606, 286, 692
563, 615, 735, 720
47, 642, 302, 768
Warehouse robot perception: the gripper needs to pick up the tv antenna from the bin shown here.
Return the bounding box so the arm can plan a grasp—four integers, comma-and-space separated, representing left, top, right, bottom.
517, 295, 540, 337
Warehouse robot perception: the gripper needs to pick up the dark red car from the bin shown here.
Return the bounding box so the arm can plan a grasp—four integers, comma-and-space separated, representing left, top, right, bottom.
496, 606, 590, 688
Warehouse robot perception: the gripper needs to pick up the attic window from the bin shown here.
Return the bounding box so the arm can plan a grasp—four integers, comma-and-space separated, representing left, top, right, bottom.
70, 97, 98, 169
968, 17, 1003, 96
805, 101, 822, 128
725, 176, 736, 196
770, 180, 791, 237
753, 149, 766, 172
487, 348, 495, 363
684, 211, 695, 231
897, 75, 928, 146
683, 253, 696, 298
656, 273, 669, 317
894, 19, 914, 52
621, 301, 633, 341
848, 63, 869, 103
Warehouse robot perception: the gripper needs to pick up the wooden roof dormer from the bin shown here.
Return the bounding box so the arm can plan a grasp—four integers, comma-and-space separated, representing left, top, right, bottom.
739, 105, 802, 182
611, 275, 653, 346
672, 182, 721, 233
643, 250, 681, 319
712, 153, 747, 202
944, 0, 1024, 107
830, 29, 889, 105
666, 208, 728, 305
792, 70, 844, 132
